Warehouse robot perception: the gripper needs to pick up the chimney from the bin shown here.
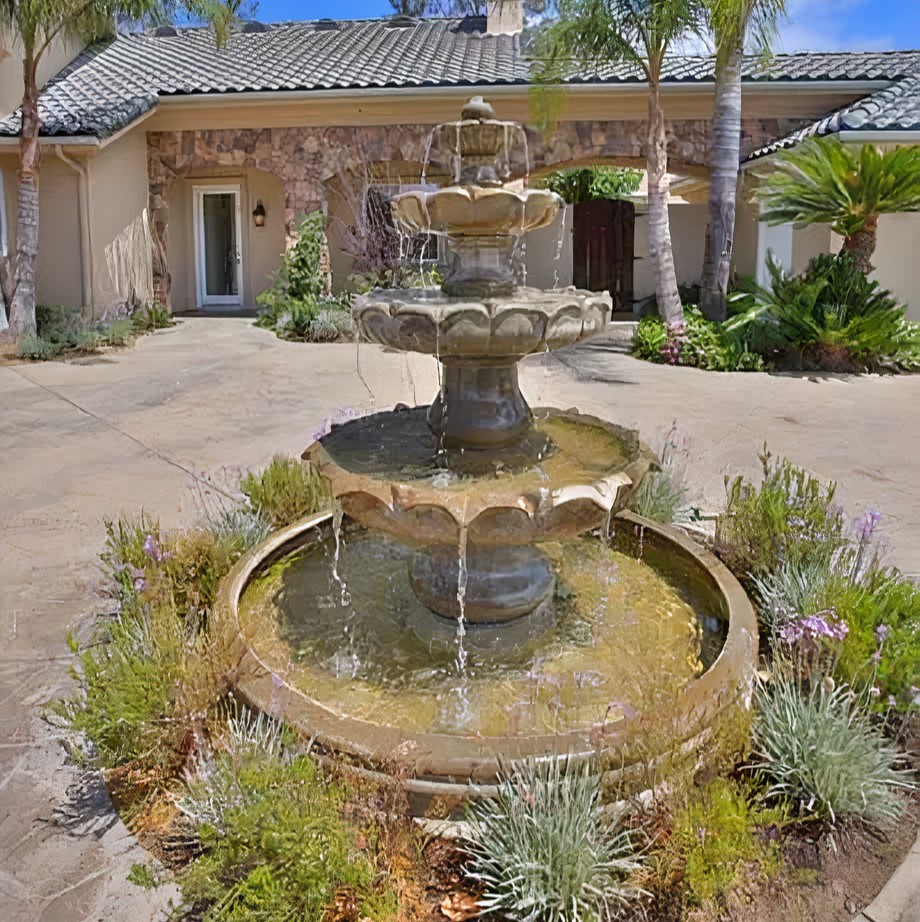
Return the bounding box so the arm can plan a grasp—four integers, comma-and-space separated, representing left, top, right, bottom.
487, 0, 524, 34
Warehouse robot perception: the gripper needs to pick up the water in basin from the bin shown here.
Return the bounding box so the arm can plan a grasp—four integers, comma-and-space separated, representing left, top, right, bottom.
239, 526, 728, 738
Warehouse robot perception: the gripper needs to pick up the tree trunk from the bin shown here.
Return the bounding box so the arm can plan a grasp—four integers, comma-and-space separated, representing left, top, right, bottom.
0, 258, 9, 334
700, 44, 742, 322
9, 66, 41, 340
842, 214, 878, 274
646, 79, 683, 325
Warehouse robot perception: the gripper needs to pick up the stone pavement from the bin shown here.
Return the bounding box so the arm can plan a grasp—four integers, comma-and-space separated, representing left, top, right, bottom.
1, 316, 918, 920
853, 827, 920, 922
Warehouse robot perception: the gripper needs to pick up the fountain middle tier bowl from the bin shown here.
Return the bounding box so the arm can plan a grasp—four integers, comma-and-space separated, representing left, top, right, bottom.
354, 286, 611, 361
304, 407, 657, 548
391, 186, 562, 238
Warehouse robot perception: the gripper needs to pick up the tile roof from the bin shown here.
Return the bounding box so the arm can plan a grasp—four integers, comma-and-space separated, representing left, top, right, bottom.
747, 71, 920, 160
1, 16, 919, 140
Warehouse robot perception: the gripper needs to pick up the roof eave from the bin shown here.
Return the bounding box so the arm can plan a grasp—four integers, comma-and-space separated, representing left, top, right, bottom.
838, 129, 920, 142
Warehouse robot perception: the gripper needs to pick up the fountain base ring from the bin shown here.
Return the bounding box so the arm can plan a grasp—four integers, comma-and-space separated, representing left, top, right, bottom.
216, 510, 758, 815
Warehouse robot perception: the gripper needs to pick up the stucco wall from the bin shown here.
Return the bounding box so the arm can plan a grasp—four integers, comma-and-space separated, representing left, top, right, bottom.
0, 156, 15, 258
634, 203, 709, 301
87, 124, 151, 312
1, 153, 84, 307
523, 205, 573, 290
792, 223, 833, 276
166, 169, 285, 312
733, 193, 758, 280
867, 214, 920, 323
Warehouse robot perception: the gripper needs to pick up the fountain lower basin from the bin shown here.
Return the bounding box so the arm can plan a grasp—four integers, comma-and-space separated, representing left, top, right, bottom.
216, 511, 757, 807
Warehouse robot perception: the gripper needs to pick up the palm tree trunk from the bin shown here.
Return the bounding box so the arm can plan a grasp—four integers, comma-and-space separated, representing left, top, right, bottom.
842, 214, 878, 274
700, 44, 742, 322
646, 78, 683, 325
8, 67, 40, 340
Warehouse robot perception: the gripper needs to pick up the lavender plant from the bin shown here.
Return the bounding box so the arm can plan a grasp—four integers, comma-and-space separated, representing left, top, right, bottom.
464, 758, 645, 922
752, 677, 911, 827
629, 423, 692, 524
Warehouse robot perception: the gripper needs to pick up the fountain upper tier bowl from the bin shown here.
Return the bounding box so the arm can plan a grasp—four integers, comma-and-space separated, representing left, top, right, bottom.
391, 186, 561, 238
354, 287, 610, 362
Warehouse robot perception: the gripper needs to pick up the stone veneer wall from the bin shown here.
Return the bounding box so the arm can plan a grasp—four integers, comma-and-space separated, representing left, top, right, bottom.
147, 116, 807, 308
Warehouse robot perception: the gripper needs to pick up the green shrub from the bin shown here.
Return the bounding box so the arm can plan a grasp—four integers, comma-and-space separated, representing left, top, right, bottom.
133, 302, 173, 332
631, 313, 669, 361
631, 308, 764, 371
822, 568, 920, 713
178, 712, 373, 921
63, 604, 187, 769
464, 758, 645, 922
538, 166, 643, 204
100, 515, 247, 626
16, 304, 146, 359
629, 425, 691, 523
728, 253, 920, 372
752, 677, 910, 827
15, 332, 56, 359
345, 265, 441, 293
127, 863, 158, 889
256, 211, 353, 343
256, 294, 352, 342
715, 448, 848, 582
240, 455, 330, 528
669, 779, 783, 905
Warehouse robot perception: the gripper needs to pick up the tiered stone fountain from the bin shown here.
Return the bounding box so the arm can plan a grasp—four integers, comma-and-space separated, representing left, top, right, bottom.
218, 99, 757, 805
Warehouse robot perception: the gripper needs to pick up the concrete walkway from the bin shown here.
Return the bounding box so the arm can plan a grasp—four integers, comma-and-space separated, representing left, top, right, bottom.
1, 316, 918, 920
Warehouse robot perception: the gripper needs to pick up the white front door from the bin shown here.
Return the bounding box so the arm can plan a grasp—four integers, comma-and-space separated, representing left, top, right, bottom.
194, 185, 243, 308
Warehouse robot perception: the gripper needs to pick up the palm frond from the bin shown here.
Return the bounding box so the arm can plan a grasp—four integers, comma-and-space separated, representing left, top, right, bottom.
755, 137, 920, 237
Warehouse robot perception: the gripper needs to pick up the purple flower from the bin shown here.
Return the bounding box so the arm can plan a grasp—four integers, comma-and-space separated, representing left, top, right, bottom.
143, 534, 164, 563
875, 624, 889, 643
127, 564, 147, 593
778, 613, 848, 646
854, 507, 882, 542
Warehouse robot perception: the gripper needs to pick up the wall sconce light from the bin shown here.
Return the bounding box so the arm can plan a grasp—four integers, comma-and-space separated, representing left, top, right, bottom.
252, 200, 266, 227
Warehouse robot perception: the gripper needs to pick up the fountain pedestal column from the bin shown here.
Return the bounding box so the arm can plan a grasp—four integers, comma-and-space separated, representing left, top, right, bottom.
428, 362, 533, 449
408, 542, 555, 624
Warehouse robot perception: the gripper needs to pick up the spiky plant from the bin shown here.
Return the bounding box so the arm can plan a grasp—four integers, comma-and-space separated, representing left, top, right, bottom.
752, 677, 911, 827
751, 557, 838, 633
464, 758, 645, 921
178, 707, 297, 833
755, 137, 920, 272
240, 455, 330, 528
629, 424, 691, 523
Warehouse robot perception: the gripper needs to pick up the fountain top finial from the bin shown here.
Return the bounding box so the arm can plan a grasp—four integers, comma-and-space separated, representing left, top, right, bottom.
461, 96, 495, 121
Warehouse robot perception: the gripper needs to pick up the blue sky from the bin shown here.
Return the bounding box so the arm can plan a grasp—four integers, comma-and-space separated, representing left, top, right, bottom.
250, 0, 920, 51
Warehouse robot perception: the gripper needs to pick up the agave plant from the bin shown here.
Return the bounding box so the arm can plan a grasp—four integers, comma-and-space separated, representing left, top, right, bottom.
754, 137, 920, 272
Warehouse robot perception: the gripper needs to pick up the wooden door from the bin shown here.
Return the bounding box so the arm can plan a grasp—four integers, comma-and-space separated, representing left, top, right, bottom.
573, 199, 635, 312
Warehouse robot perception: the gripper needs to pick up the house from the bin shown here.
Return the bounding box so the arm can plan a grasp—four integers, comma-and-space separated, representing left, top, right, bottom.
1, 7, 919, 320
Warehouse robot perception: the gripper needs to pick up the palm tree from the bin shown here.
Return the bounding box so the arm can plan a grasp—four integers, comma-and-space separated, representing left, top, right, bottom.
699, 0, 785, 321
0, 0, 229, 340
534, 0, 706, 325
755, 137, 920, 274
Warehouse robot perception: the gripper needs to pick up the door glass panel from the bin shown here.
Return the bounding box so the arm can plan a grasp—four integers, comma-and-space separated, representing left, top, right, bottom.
202, 193, 238, 297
